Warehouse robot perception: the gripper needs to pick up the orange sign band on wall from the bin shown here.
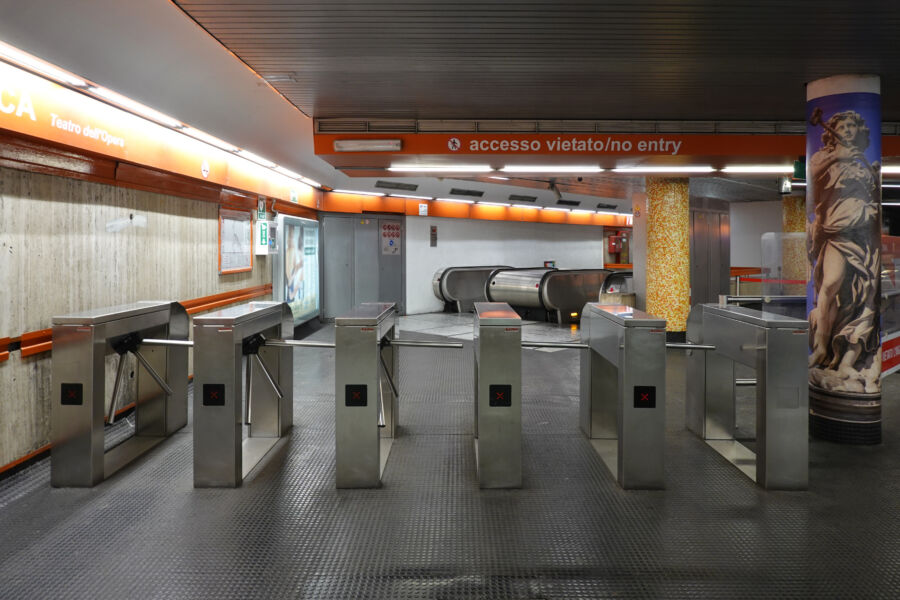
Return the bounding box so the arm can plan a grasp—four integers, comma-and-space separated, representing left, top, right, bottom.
315, 133, 900, 165
0, 60, 318, 208
320, 191, 631, 227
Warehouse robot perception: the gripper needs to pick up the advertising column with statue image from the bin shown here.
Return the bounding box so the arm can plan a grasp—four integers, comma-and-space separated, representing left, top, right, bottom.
806, 74, 882, 444
275, 215, 320, 325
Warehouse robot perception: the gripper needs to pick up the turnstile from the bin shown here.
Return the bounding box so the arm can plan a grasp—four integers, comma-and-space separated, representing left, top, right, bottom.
51, 301, 189, 487
334, 303, 399, 488
579, 303, 666, 489
473, 302, 522, 488
193, 301, 293, 487
686, 303, 809, 490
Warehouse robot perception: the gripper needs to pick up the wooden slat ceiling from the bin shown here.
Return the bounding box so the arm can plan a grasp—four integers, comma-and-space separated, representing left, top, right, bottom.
175, 1, 900, 121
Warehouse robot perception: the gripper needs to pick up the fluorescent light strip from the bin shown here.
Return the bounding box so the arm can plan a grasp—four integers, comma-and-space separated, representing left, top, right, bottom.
512, 204, 538, 209
571, 209, 594, 214
612, 166, 715, 173
721, 165, 794, 174
596, 210, 622, 216
884, 202, 900, 206
543, 207, 570, 212
501, 165, 603, 173
390, 194, 433, 200
89, 86, 182, 128
0, 41, 87, 87
478, 201, 510, 207
333, 189, 385, 197
882, 166, 900, 174
388, 165, 494, 173
237, 149, 277, 169
436, 198, 474, 204
299, 176, 321, 188
180, 127, 237, 153
883, 184, 900, 189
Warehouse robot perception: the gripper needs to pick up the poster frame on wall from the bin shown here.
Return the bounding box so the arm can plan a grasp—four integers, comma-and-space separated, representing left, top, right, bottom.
218, 206, 254, 275
273, 214, 320, 325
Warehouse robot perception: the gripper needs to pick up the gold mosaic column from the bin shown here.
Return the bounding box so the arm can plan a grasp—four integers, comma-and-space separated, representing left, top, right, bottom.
645, 178, 690, 332
782, 195, 807, 296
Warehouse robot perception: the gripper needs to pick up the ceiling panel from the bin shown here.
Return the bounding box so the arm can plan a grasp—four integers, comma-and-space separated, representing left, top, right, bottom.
175, 1, 900, 121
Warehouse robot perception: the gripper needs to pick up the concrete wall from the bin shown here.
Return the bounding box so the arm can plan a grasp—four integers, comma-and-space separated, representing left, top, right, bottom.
0, 166, 270, 466
404, 215, 606, 314
729, 200, 783, 267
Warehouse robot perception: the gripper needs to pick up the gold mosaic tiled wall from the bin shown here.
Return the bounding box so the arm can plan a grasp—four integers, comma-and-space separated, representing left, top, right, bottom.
782, 195, 807, 296
646, 178, 690, 331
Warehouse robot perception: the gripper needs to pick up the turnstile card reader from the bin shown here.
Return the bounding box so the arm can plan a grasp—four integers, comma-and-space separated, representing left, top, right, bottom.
580, 303, 666, 489
51, 301, 189, 487
335, 303, 398, 488
686, 303, 808, 490
474, 302, 522, 488
193, 302, 293, 487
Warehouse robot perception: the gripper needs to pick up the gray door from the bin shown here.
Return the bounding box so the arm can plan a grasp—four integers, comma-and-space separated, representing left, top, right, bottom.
689, 207, 731, 305
322, 216, 354, 319
321, 214, 405, 319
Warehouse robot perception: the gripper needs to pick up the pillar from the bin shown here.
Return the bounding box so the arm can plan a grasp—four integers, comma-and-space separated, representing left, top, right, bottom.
645, 178, 690, 337
782, 195, 807, 296
806, 74, 882, 444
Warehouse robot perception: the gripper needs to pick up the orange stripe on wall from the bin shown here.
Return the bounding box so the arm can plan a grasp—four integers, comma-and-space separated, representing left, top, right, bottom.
321, 192, 630, 227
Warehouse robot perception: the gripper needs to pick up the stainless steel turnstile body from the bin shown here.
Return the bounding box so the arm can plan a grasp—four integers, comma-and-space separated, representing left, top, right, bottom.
51, 301, 189, 487
579, 303, 666, 489
473, 302, 522, 488
334, 303, 398, 488
193, 302, 293, 487
686, 303, 809, 489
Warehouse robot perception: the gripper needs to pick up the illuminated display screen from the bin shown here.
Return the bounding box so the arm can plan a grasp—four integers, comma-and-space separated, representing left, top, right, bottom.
276, 215, 319, 325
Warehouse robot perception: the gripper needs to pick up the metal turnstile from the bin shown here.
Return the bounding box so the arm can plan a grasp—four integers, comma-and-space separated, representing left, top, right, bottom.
51, 301, 189, 487
335, 303, 399, 488
686, 303, 809, 490
474, 302, 522, 488
335, 302, 463, 488
579, 303, 666, 489
193, 302, 293, 487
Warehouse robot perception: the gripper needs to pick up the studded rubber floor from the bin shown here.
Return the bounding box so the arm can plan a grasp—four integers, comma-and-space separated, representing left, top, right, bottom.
1, 314, 899, 599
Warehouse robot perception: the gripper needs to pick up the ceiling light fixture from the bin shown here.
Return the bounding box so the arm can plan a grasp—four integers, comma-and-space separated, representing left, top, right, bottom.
612, 166, 715, 173
180, 127, 237, 153
436, 198, 475, 204
0, 41, 87, 87
333, 189, 385, 197
236, 149, 278, 169
571, 209, 594, 214
512, 204, 538, 209
720, 165, 794, 174
477, 201, 511, 207
882, 166, 900, 174
333, 139, 402, 152
89, 86, 182, 128
388, 165, 494, 173
299, 176, 321, 188
390, 194, 433, 200
543, 206, 570, 212
501, 165, 604, 173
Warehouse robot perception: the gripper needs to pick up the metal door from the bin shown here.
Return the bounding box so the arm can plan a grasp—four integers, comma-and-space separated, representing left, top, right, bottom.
322, 214, 405, 319
322, 216, 354, 319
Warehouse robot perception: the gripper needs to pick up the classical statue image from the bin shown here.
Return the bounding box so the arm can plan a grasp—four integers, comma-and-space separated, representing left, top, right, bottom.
807, 108, 881, 394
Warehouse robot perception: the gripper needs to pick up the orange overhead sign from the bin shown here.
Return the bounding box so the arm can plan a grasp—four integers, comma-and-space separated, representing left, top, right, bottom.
315, 133, 900, 161
315, 132, 808, 158
0, 60, 317, 207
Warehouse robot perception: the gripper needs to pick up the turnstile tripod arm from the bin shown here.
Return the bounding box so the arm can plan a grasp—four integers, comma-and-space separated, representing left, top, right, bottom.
666, 343, 716, 350
387, 340, 464, 349
132, 349, 174, 396
521, 341, 589, 349
265, 339, 336, 349
141, 338, 194, 347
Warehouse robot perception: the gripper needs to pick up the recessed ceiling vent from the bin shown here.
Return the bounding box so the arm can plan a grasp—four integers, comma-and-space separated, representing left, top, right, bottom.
449, 187, 484, 198
557, 199, 580, 206
596, 202, 618, 210
509, 194, 537, 202
315, 119, 369, 133
375, 180, 419, 191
